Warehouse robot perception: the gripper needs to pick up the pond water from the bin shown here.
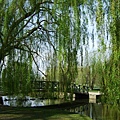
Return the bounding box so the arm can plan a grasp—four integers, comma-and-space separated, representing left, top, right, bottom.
1, 96, 120, 120
66, 101, 120, 120
2, 96, 66, 107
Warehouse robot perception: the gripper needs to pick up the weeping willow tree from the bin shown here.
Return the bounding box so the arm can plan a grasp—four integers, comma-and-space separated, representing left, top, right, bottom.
0, 0, 56, 76
0, 0, 57, 96
0, 0, 120, 103
2, 54, 33, 96
82, 0, 120, 104
71, 0, 120, 105
47, 0, 83, 100
54, 0, 120, 103
98, 0, 120, 104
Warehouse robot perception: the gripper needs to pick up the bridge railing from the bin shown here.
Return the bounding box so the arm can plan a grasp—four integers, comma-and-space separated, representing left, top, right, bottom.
31, 81, 89, 94
31, 81, 59, 92
71, 84, 89, 93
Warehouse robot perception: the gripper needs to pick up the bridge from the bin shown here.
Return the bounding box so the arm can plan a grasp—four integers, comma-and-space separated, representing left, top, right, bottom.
0, 80, 102, 106
0, 80, 90, 99
31, 80, 89, 99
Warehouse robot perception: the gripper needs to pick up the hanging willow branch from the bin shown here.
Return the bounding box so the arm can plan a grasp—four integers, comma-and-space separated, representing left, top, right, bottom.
0, 0, 57, 71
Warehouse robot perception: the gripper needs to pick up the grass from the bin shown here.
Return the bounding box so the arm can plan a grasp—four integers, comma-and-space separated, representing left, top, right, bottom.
0, 106, 92, 120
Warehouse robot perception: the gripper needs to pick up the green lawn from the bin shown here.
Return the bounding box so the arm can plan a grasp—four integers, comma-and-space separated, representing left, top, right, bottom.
0, 106, 92, 120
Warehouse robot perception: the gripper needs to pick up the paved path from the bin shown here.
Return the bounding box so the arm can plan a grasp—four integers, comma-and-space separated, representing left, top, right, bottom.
89, 91, 101, 99
89, 91, 101, 95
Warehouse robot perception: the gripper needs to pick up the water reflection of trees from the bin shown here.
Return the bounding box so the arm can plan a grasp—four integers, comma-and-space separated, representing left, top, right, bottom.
66, 103, 120, 120
102, 105, 120, 120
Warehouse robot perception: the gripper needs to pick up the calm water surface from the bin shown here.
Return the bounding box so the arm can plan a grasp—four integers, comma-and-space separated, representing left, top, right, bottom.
2, 96, 65, 107
66, 101, 120, 120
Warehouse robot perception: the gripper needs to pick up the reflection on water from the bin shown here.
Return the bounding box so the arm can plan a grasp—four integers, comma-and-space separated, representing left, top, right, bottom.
66, 101, 120, 120
2, 96, 65, 107
102, 104, 120, 120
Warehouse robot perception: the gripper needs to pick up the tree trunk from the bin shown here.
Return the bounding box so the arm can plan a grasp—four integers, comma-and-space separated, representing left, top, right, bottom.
0, 96, 3, 105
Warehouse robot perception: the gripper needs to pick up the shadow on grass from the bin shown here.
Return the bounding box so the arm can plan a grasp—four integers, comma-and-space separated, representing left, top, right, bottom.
0, 106, 91, 120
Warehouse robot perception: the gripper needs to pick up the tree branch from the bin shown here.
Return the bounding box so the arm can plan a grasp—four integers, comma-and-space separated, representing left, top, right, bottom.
7, 1, 54, 41
31, 53, 47, 77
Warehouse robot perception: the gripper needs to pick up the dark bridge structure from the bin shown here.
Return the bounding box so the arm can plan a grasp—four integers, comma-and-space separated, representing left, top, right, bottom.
31, 80, 89, 99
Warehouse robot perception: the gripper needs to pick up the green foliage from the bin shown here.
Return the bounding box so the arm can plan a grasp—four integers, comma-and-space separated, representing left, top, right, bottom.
0, 0, 120, 104
2, 59, 33, 96
99, 0, 120, 105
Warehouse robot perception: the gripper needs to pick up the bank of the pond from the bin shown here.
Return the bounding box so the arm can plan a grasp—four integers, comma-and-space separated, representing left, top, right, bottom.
0, 106, 92, 120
